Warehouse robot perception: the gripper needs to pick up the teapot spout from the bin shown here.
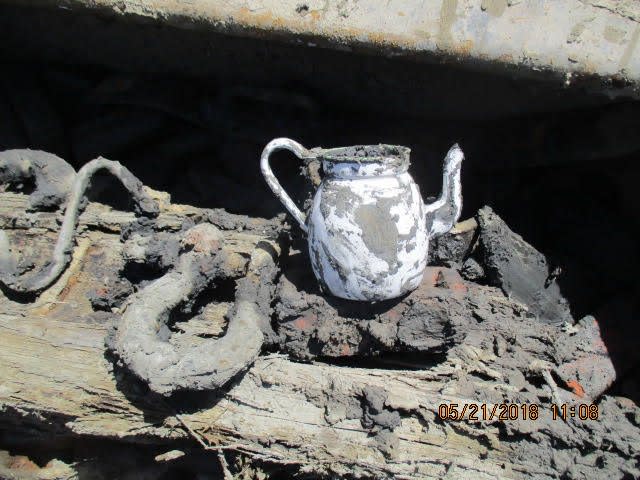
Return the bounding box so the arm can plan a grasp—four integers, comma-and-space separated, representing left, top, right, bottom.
425, 144, 464, 237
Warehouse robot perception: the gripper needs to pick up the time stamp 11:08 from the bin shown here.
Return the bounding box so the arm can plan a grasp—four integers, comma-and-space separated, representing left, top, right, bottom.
438, 403, 599, 421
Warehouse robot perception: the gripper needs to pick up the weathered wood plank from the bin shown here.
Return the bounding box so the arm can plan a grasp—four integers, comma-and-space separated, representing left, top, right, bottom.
2, 0, 639, 86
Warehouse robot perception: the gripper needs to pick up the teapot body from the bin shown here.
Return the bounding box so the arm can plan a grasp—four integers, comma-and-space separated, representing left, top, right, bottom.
307, 171, 428, 301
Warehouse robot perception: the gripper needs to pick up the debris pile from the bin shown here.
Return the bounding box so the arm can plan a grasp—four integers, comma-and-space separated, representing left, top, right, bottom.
0, 149, 639, 478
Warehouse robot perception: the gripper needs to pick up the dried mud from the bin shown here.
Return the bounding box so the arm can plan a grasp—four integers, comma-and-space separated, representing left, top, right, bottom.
0, 150, 638, 477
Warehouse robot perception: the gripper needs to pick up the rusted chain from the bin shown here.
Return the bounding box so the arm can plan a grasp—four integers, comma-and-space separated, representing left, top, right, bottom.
110, 224, 277, 395
0, 156, 158, 293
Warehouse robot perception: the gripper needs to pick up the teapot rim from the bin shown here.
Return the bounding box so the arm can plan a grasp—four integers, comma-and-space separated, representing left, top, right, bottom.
320, 144, 411, 165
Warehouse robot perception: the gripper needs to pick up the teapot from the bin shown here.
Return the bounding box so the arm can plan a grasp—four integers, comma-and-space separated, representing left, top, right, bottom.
261, 138, 463, 301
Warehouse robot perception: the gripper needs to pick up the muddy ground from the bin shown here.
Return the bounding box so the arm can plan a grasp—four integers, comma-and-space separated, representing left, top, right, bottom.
0, 148, 638, 478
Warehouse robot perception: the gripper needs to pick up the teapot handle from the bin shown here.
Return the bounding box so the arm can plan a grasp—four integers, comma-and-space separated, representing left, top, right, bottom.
261, 137, 314, 233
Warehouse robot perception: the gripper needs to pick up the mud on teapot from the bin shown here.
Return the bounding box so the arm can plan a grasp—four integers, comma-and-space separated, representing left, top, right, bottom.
261, 138, 463, 301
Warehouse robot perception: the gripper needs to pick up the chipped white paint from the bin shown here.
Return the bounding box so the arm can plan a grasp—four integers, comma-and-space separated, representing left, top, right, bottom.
261, 138, 463, 301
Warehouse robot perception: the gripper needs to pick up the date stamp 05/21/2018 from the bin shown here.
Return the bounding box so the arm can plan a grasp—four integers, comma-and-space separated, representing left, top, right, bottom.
437, 403, 600, 422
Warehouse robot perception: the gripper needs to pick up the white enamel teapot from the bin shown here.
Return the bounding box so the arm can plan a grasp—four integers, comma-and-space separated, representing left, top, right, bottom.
261, 138, 463, 301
